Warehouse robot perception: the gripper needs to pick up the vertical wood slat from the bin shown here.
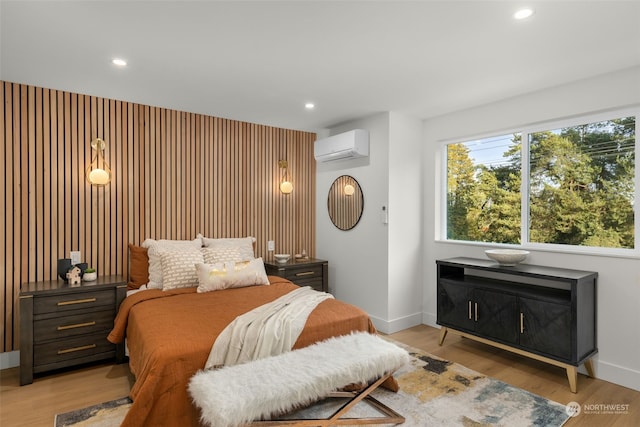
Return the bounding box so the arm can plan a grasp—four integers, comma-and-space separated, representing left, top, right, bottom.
1, 82, 7, 350
0, 80, 316, 353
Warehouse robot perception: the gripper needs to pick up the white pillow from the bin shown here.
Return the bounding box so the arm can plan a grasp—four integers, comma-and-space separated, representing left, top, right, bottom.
160, 249, 203, 290
142, 237, 202, 289
201, 236, 255, 263
196, 257, 269, 293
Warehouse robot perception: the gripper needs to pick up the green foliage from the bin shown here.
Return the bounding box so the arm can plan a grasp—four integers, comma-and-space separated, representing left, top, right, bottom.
446, 118, 635, 249
446, 143, 477, 240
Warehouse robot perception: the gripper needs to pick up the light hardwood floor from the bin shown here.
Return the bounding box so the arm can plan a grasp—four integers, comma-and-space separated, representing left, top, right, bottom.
1, 324, 638, 426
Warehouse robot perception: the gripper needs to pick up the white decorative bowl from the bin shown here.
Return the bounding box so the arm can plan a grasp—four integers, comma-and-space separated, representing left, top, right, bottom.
485, 249, 529, 266
83, 271, 97, 281
274, 254, 291, 263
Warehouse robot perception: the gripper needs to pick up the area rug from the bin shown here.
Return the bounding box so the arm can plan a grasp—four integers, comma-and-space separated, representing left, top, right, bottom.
54, 397, 131, 427
55, 341, 570, 427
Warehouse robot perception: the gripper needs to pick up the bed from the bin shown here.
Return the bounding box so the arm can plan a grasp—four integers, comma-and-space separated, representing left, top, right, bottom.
107, 275, 379, 427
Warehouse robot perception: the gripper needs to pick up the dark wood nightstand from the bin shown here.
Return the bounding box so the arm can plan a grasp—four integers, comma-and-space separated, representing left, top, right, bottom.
19, 275, 126, 385
264, 258, 328, 293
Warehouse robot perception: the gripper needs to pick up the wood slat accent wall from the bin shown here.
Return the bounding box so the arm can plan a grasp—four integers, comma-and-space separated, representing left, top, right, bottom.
0, 81, 316, 353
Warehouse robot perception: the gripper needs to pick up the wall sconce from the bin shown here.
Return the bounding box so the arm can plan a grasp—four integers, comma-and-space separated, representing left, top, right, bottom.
344, 184, 355, 196
279, 160, 293, 194
86, 138, 111, 186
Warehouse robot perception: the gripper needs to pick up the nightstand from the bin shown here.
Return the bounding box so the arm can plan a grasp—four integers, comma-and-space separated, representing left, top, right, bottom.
264, 258, 328, 293
19, 275, 126, 385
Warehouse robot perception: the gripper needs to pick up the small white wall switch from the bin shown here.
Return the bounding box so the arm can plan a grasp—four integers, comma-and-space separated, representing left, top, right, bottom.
70, 251, 81, 264
381, 206, 388, 224
267, 240, 275, 251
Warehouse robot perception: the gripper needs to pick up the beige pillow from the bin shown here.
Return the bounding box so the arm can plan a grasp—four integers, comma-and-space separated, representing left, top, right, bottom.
142, 237, 203, 289
196, 257, 269, 293
160, 249, 204, 290
201, 236, 255, 263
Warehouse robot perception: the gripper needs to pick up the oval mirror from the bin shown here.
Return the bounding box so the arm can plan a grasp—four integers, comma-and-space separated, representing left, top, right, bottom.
328, 175, 364, 231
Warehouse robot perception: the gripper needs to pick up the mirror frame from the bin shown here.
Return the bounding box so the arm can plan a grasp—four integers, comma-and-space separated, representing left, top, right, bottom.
327, 175, 364, 231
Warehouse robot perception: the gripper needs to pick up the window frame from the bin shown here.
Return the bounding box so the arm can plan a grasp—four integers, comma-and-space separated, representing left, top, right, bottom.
440, 107, 640, 258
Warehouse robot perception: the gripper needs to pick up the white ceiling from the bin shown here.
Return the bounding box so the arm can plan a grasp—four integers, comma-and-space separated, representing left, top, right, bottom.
1, 0, 639, 132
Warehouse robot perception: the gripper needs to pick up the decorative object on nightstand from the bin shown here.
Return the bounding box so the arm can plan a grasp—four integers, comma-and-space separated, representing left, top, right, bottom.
57, 258, 72, 281
83, 268, 97, 281
294, 249, 308, 260
19, 275, 127, 385
274, 254, 291, 263
66, 266, 82, 285
74, 262, 88, 274
264, 258, 328, 293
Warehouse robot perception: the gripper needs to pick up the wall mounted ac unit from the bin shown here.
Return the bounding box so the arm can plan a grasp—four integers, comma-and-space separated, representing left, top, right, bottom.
314, 129, 369, 162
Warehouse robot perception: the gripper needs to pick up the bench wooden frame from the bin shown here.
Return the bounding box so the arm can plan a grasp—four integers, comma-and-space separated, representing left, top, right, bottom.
248, 372, 405, 426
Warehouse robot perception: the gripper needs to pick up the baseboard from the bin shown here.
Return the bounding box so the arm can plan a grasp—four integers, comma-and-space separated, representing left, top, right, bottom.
597, 359, 640, 392
369, 312, 422, 334
0, 351, 19, 370
422, 311, 437, 328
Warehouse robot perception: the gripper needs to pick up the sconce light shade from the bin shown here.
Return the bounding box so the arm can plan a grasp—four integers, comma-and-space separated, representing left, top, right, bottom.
88, 168, 110, 185
86, 138, 112, 186
280, 180, 293, 194
279, 159, 293, 194
344, 184, 355, 196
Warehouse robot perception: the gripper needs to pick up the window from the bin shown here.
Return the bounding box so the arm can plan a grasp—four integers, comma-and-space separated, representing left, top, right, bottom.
445, 112, 637, 252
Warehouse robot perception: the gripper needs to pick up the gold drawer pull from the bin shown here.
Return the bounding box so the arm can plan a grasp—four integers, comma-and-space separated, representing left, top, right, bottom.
57, 298, 96, 306
520, 312, 525, 334
295, 271, 315, 277
57, 344, 96, 355
57, 321, 96, 331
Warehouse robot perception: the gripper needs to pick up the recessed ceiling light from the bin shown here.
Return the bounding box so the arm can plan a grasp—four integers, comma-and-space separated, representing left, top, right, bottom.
305, 103, 315, 110
112, 58, 127, 66
514, 8, 534, 20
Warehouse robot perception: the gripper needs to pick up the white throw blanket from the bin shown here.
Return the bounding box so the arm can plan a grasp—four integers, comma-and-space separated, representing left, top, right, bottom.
205, 286, 333, 369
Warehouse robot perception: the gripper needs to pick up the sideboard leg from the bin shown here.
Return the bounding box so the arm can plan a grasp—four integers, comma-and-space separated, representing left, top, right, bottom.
438, 327, 448, 346
584, 358, 596, 378
566, 366, 578, 393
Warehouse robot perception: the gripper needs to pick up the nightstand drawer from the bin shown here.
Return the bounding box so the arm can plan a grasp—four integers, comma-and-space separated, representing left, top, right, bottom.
264, 258, 328, 293
34, 334, 115, 367
34, 290, 115, 314
294, 277, 324, 292
282, 265, 323, 281
34, 309, 114, 343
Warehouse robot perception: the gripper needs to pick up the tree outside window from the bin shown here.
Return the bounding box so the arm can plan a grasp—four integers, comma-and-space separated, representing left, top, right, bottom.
445, 115, 636, 250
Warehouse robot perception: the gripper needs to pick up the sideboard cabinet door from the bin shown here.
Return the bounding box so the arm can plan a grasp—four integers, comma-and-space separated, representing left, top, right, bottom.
519, 297, 571, 360
475, 289, 518, 345
437, 280, 474, 332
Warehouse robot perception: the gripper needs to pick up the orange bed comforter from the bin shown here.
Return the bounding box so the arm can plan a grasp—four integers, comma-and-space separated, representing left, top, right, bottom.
107, 276, 376, 427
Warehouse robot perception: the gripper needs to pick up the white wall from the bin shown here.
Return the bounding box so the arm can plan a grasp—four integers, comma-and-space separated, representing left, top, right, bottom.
422, 66, 640, 391
316, 111, 423, 333
317, 113, 391, 322
387, 112, 423, 329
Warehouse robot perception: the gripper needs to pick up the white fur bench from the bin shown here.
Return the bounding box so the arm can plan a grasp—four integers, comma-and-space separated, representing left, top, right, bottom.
189, 332, 409, 427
